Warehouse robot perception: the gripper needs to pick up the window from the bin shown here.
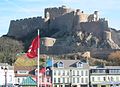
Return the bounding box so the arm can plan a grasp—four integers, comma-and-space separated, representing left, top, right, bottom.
73, 78, 75, 83
42, 77, 44, 82
73, 70, 75, 76
103, 77, 106, 81
58, 78, 60, 83
92, 77, 94, 82
77, 78, 79, 83
67, 71, 69, 75
47, 78, 49, 82
111, 77, 114, 81
54, 78, 56, 83
85, 71, 88, 76
81, 78, 84, 83
67, 78, 69, 83
58, 62, 64, 67
18, 78, 20, 83
63, 71, 65, 76
77, 71, 79, 76
85, 78, 88, 83
81, 71, 83, 76
54, 71, 56, 75
63, 78, 65, 83
9, 75, 12, 82
77, 62, 82, 67
46, 71, 49, 75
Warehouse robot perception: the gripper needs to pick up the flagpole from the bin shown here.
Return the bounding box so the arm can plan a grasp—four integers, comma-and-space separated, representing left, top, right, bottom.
45, 56, 47, 87
37, 29, 40, 87
52, 57, 54, 87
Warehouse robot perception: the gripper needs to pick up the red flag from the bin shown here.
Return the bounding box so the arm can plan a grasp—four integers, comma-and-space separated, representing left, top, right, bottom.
26, 35, 40, 58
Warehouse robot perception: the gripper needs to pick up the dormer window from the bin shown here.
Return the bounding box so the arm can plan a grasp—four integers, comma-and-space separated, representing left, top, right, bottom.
57, 62, 64, 68
76, 62, 83, 68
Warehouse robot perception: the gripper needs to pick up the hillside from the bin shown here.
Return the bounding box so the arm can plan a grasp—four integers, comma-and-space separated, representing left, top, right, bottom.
1, 6, 120, 65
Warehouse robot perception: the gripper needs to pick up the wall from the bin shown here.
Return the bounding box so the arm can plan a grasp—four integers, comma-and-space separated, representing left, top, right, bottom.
80, 21, 109, 39
44, 5, 73, 19
7, 16, 44, 39
49, 11, 75, 31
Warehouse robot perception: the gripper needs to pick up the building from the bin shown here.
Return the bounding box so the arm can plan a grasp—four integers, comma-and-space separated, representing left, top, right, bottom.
90, 65, 120, 87
14, 66, 36, 86
52, 60, 90, 87
35, 67, 52, 87
0, 63, 14, 86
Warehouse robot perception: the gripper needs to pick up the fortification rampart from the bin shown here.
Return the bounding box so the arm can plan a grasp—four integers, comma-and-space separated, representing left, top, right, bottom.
80, 21, 109, 39
7, 16, 44, 38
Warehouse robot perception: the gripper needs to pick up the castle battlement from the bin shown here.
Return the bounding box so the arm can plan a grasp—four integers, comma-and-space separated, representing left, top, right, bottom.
11, 16, 43, 23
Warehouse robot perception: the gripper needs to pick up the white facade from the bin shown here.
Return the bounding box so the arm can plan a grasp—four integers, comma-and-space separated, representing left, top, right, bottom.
52, 60, 89, 87
0, 64, 14, 86
90, 66, 120, 87
14, 70, 29, 85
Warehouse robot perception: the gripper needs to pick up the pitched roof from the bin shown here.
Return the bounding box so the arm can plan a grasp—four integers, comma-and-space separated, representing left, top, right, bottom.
53, 59, 89, 69
20, 76, 37, 86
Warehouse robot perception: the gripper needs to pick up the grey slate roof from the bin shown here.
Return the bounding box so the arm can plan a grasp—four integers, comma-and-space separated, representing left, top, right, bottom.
53, 59, 89, 69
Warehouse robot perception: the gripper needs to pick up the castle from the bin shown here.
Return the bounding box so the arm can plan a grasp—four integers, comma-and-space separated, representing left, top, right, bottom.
7, 6, 120, 55
7, 5, 108, 39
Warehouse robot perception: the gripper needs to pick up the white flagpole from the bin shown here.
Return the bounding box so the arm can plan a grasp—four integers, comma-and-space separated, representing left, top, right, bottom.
45, 56, 47, 87
52, 57, 54, 87
37, 29, 40, 87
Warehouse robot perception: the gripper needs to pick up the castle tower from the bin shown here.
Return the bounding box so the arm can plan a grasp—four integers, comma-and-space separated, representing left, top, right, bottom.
94, 11, 99, 21
44, 5, 73, 19
104, 31, 112, 40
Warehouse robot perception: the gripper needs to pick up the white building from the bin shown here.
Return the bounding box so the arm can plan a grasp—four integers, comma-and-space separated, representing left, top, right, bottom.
90, 65, 120, 87
14, 66, 36, 86
52, 60, 90, 87
0, 63, 14, 86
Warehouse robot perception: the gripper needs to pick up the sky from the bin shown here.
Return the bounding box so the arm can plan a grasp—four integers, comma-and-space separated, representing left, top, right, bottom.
0, 0, 120, 36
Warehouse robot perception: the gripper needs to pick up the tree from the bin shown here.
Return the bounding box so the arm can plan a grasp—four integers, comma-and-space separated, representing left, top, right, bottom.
0, 37, 24, 65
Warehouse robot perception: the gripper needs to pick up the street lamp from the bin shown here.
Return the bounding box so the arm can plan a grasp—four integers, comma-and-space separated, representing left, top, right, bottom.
70, 69, 72, 87
4, 67, 8, 87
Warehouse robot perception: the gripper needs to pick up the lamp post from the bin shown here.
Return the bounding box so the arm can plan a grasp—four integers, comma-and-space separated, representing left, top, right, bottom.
4, 67, 8, 87
70, 69, 72, 87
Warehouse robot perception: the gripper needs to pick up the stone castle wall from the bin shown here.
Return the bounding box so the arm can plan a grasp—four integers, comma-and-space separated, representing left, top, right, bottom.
80, 21, 108, 39
7, 6, 109, 40
44, 5, 73, 19
49, 11, 75, 31
7, 16, 44, 38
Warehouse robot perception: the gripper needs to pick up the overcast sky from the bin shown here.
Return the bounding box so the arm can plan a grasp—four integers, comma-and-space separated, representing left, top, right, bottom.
0, 0, 120, 36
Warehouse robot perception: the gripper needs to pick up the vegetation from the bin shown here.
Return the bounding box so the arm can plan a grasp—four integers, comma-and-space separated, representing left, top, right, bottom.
108, 51, 120, 65
0, 37, 24, 65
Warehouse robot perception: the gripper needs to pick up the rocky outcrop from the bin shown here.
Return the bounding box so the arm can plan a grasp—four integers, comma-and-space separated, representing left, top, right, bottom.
6, 6, 120, 56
